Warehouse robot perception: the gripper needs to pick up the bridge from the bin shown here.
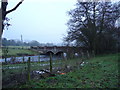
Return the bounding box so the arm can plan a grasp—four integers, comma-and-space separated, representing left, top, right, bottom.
30, 46, 86, 56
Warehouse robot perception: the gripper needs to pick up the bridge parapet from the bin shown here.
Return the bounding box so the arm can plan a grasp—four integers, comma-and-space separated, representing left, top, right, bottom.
31, 46, 86, 55
31, 46, 64, 54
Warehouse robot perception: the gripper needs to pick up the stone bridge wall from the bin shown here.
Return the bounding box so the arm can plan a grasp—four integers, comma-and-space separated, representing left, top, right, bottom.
31, 46, 86, 55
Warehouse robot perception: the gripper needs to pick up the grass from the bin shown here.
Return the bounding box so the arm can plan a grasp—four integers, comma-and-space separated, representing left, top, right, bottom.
1, 46, 38, 57
18, 53, 119, 88
7, 48, 38, 56
4, 46, 30, 49
2, 58, 81, 80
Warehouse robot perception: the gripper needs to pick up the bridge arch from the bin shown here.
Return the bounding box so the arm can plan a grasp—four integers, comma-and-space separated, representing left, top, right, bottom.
55, 51, 64, 56
46, 51, 54, 55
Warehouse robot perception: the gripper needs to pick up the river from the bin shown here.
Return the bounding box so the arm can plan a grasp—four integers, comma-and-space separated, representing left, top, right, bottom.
0, 55, 62, 63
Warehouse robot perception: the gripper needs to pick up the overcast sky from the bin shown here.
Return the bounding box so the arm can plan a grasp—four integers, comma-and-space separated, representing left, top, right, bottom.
2, 0, 119, 44
2, 0, 77, 44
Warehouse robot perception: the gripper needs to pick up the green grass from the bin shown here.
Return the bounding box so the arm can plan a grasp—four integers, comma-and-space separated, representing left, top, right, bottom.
5, 46, 30, 49
18, 53, 119, 88
1, 46, 38, 57
7, 48, 38, 56
2, 58, 81, 80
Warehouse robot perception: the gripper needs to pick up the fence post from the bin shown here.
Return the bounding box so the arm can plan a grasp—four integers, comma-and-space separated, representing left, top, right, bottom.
3, 47, 8, 64
5, 57, 7, 64
50, 53, 52, 73
38, 54, 40, 63
27, 57, 31, 82
32, 56, 34, 63
23, 56, 24, 63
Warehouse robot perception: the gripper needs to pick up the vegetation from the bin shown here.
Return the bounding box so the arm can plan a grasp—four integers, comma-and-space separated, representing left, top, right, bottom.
0, 0, 24, 38
14, 53, 119, 88
65, 1, 120, 54
1, 46, 38, 57
1, 1, 120, 89
2, 38, 56, 46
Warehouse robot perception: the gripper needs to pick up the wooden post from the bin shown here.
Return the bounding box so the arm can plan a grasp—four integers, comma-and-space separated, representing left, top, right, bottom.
32, 57, 34, 63
27, 57, 31, 82
3, 47, 8, 64
23, 56, 24, 63
38, 54, 40, 70
38, 54, 40, 63
4, 56, 7, 64
49, 53, 52, 73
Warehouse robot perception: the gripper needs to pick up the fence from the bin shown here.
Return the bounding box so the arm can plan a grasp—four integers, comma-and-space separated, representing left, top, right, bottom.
2, 51, 95, 88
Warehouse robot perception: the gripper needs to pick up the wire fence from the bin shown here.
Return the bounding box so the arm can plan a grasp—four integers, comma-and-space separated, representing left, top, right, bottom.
2, 51, 95, 88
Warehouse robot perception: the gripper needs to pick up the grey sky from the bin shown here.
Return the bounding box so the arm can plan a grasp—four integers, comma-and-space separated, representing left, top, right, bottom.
2, 0, 77, 44
2, 0, 119, 44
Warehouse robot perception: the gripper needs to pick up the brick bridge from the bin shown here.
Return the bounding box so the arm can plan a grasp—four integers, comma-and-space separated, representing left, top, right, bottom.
31, 46, 86, 55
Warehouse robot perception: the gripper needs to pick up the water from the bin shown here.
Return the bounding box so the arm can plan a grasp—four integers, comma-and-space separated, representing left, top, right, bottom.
0, 55, 62, 63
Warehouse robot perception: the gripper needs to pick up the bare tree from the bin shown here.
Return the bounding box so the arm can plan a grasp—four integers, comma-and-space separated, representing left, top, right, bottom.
65, 1, 120, 54
0, 0, 24, 41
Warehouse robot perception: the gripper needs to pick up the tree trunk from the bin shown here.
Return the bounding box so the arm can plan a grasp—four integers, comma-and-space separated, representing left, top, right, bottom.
0, 0, 24, 38
0, 9, 2, 46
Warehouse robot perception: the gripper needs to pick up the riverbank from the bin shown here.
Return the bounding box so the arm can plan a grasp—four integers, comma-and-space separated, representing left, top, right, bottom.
18, 53, 119, 88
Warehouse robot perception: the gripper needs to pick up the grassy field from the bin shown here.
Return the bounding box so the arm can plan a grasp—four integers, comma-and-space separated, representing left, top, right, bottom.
1, 46, 39, 57
6, 48, 38, 56
2, 46, 30, 49
15, 53, 119, 88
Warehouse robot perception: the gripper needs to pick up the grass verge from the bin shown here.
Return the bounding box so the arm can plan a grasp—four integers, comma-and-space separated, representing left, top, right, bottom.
17, 53, 119, 88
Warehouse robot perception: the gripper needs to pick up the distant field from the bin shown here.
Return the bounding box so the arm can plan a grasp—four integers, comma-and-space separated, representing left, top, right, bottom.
6, 46, 30, 49
1, 46, 39, 57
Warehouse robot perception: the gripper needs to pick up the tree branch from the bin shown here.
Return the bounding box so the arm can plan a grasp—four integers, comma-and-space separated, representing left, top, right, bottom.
6, 0, 24, 15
